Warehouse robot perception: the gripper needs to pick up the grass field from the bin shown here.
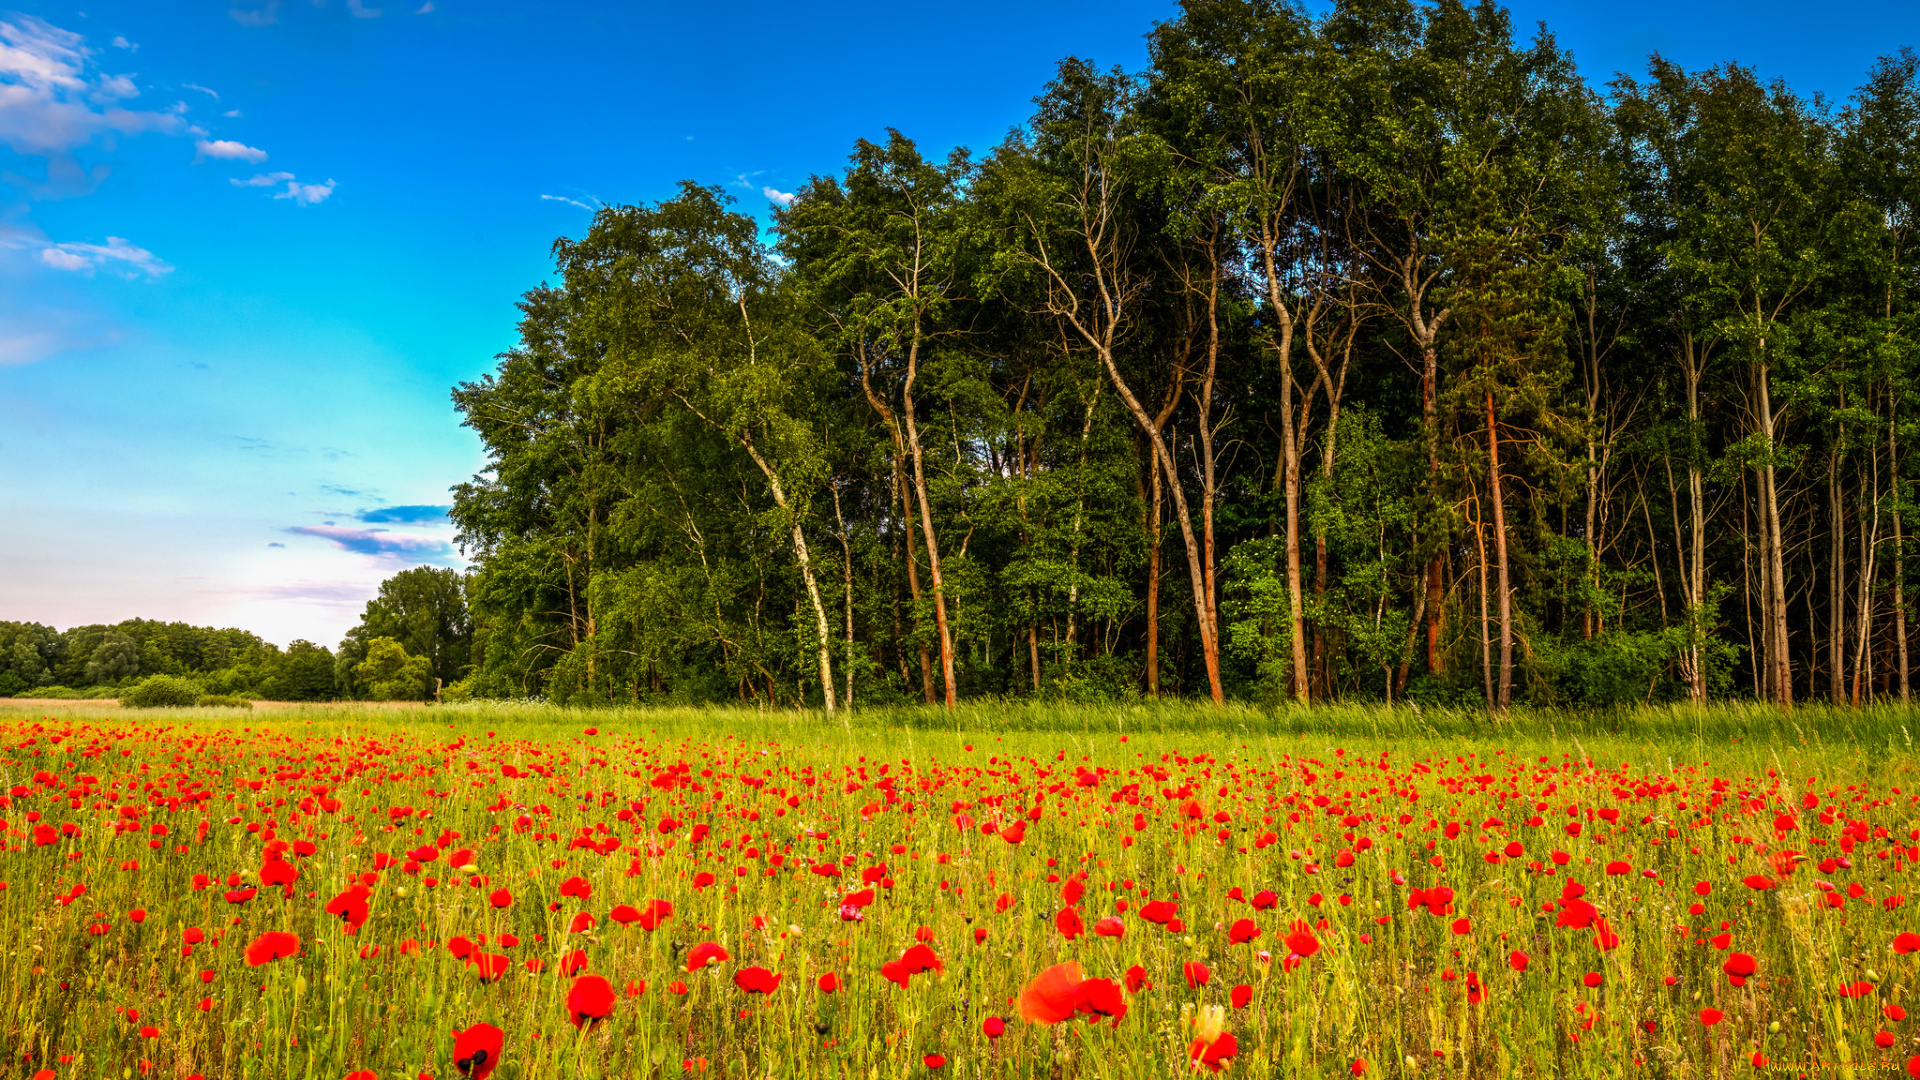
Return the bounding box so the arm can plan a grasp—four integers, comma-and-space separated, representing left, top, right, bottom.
0, 698, 1916, 1080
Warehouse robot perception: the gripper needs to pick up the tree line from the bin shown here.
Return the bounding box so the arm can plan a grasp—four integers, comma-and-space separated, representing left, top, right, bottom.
438, 0, 1920, 711
0, 568, 473, 703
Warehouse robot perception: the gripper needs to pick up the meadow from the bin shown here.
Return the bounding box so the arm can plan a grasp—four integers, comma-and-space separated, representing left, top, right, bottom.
0, 698, 1916, 1080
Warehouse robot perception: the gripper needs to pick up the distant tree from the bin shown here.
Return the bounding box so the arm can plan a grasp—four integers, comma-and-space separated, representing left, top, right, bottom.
265, 640, 337, 702
354, 637, 435, 701
84, 632, 140, 685
345, 568, 473, 689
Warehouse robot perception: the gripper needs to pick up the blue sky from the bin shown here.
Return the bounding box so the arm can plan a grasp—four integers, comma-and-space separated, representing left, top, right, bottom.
3, 0, 1918, 649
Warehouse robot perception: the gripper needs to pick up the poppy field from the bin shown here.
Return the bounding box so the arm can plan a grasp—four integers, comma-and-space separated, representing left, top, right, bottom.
2, 701, 1919, 1080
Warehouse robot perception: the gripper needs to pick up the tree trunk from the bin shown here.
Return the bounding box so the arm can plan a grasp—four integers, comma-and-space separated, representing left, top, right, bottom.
1757, 362, 1793, 707
739, 436, 837, 714
1488, 387, 1512, 712
1829, 440, 1847, 704
1145, 444, 1164, 698
901, 339, 957, 708
1895, 419, 1911, 702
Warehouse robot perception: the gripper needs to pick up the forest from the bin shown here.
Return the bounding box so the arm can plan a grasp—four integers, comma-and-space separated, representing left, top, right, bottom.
444, 0, 1920, 711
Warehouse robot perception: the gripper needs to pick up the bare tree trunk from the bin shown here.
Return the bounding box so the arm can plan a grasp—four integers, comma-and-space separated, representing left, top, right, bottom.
1895, 414, 1911, 702
1829, 439, 1847, 703
901, 340, 957, 708
738, 437, 836, 714
1146, 445, 1164, 698
1475, 503, 1493, 709
1757, 363, 1793, 707
832, 484, 856, 711
1487, 388, 1512, 711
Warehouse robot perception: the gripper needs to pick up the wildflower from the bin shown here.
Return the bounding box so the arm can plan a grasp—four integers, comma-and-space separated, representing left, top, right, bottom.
451, 1023, 503, 1079
566, 975, 615, 1028
734, 967, 781, 994
244, 931, 300, 966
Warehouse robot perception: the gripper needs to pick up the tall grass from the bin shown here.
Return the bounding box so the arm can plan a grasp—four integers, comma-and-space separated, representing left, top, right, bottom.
0, 699, 1913, 1079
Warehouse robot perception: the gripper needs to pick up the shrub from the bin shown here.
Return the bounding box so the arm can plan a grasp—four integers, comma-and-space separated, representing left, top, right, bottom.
123, 675, 201, 708
195, 694, 253, 709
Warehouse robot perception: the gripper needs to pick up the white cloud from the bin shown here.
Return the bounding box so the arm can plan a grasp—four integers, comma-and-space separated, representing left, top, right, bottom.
222, 109, 241, 118
274, 178, 335, 205
414, 1, 433, 11
0, 13, 185, 191
37, 235, 170, 277
763, 186, 795, 206
194, 138, 266, 162
109, 35, 136, 52
541, 193, 594, 211
183, 82, 219, 101
232, 171, 295, 187
229, 3, 281, 27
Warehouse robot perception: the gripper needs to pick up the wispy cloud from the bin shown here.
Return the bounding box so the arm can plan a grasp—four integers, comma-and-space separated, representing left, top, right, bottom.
540, 193, 596, 211
232, 171, 295, 187
0, 14, 187, 196
274, 177, 335, 205
183, 82, 219, 101
38, 236, 170, 277
287, 524, 453, 560
415, 1, 434, 12
357, 504, 449, 525
194, 138, 267, 162
229, 2, 282, 27
347, 0, 383, 16
109, 35, 137, 52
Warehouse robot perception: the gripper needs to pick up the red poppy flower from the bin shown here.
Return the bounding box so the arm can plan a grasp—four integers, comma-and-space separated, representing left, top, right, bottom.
1700, 1008, 1723, 1027
1743, 875, 1775, 891
568, 912, 596, 934
1189, 1032, 1238, 1073
637, 900, 674, 930
1078, 978, 1127, 1026
244, 931, 299, 966
1582, 972, 1603, 987
1140, 900, 1179, 925
1094, 917, 1125, 938
1284, 921, 1320, 960
566, 975, 616, 1028
452, 1023, 503, 1079
1509, 951, 1530, 972
735, 967, 781, 995
818, 972, 840, 993
609, 904, 642, 925
982, 1016, 1005, 1038
467, 953, 510, 982
1228, 919, 1260, 944
1888, 1004, 1909, 1022
900, 944, 943, 974
1894, 932, 1920, 955
560, 949, 588, 976
1251, 890, 1278, 910
559, 876, 591, 900
1055, 907, 1085, 940
1230, 984, 1252, 1009
1020, 962, 1085, 1024
1723, 953, 1757, 983
324, 885, 371, 934
1183, 961, 1211, 988
923, 1055, 946, 1069
488, 888, 512, 909
687, 942, 729, 972
1555, 898, 1597, 929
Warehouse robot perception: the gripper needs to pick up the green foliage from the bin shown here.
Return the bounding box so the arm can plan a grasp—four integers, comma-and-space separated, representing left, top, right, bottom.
123, 675, 202, 708
194, 694, 254, 709
354, 638, 435, 702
